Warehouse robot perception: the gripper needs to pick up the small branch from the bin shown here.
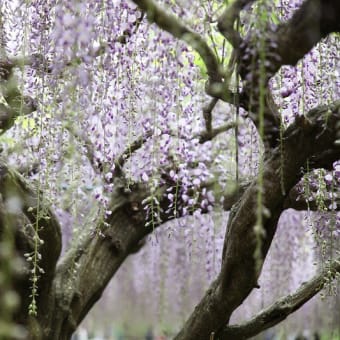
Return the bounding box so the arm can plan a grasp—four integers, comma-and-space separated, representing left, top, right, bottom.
203, 98, 218, 135
217, 0, 256, 48
198, 122, 236, 143
131, 0, 222, 82
113, 130, 153, 178
205, 80, 242, 105
221, 256, 340, 339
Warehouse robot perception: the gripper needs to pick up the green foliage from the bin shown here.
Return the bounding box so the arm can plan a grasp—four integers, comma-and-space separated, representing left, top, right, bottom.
17, 115, 36, 131
193, 50, 208, 78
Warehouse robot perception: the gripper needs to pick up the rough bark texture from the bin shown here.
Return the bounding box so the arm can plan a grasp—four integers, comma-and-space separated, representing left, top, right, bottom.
174, 102, 340, 340
41, 197, 149, 339
221, 256, 340, 339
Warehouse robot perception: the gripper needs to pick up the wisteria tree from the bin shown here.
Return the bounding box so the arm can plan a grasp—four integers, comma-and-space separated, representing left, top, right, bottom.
0, 0, 339, 339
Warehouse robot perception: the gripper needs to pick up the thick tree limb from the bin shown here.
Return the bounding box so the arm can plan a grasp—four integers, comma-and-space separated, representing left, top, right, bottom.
238, 0, 340, 83
222, 256, 340, 339
225, 0, 340, 148
275, 0, 340, 68
175, 101, 340, 340
41, 184, 153, 339
0, 161, 61, 326
40, 175, 249, 337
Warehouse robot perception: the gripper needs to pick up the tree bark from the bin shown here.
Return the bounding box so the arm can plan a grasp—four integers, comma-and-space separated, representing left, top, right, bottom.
1, 0, 339, 338
174, 101, 340, 340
